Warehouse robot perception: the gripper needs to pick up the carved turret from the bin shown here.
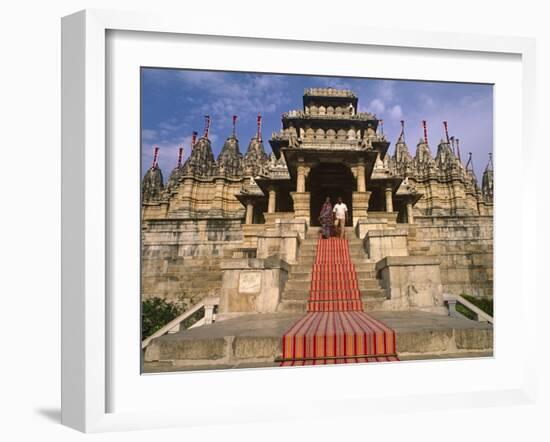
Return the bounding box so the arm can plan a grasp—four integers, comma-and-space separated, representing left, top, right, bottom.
392, 140, 411, 176
141, 147, 165, 202
482, 153, 494, 202
166, 147, 184, 192
182, 137, 217, 177
243, 136, 268, 176
217, 135, 243, 176
392, 120, 413, 176
413, 137, 436, 177
465, 152, 479, 192
415, 120, 434, 168
435, 139, 461, 178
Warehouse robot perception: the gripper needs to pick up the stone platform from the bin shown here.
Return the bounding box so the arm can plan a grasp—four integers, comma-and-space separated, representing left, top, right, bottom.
143, 310, 493, 373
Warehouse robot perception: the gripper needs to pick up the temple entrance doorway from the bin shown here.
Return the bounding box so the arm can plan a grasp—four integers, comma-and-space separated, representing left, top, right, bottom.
309, 163, 354, 227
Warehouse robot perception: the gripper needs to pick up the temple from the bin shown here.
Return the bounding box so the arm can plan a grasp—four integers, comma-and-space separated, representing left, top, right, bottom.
141, 88, 494, 370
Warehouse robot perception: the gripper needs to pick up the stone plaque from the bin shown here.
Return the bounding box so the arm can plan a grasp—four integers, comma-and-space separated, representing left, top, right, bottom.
238, 271, 262, 294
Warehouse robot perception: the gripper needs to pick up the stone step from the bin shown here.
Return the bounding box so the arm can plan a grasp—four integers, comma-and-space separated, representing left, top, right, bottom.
285, 279, 382, 292
362, 298, 386, 311
286, 270, 377, 281
298, 244, 365, 255
278, 294, 387, 312
297, 252, 367, 263
304, 233, 359, 241
282, 288, 386, 301
276, 300, 307, 313
301, 236, 363, 243
296, 257, 372, 267
298, 249, 368, 258
290, 263, 376, 274
144, 311, 493, 372
301, 238, 363, 246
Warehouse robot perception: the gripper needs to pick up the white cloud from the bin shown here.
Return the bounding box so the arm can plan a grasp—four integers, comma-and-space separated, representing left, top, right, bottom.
325, 78, 352, 90
418, 93, 436, 110
377, 81, 396, 101
174, 71, 290, 129
142, 129, 158, 141
388, 105, 403, 119
369, 98, 385, 114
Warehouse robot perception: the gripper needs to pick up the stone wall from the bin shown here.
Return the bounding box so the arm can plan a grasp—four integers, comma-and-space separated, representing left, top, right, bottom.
376, 256, 446, 314
411, 180, 480, 216
407, 215, 493, 298
141, 218, 243, 305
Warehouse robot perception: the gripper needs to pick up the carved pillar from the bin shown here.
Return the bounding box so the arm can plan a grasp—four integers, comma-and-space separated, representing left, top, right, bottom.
296, 165, 310, 192
385, 187, 394, 213
406, 202, 414, 224
268, 187, 276, 214
356, 164, 366, 192
245, 200, 254, 225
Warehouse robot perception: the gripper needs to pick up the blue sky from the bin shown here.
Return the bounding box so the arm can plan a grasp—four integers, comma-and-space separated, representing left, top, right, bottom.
141, 69, 493, 181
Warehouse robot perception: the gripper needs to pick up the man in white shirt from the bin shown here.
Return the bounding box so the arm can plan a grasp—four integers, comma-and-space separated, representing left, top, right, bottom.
332, 196, 348, 238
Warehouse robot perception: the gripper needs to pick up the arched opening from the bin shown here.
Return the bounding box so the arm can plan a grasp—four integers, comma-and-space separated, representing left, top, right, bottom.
308, 163, 354, 227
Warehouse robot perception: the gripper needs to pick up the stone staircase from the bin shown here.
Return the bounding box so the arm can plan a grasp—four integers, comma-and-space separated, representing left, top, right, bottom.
277, 227, 387, 312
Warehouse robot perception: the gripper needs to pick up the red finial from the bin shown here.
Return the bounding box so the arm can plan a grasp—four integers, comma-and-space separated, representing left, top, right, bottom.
443, 121, 450, 144
152, 146, 159, 169
456, 138, 462, 162
232, 115, 237, 136
257, 114, 262, 142
177, 147, 183, 168
204, 115, 211, 138
422, 120, 428, 145
191, 131, 197, 148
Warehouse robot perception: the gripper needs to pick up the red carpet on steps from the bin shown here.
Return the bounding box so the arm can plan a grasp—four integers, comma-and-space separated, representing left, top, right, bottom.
279, 236, 399, 366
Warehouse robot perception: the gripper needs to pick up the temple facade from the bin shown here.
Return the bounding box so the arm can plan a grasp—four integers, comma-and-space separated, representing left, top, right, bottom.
141, 88, 493, 317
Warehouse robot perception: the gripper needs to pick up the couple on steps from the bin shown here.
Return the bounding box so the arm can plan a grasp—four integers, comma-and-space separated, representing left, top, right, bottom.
319, 196, 348, 239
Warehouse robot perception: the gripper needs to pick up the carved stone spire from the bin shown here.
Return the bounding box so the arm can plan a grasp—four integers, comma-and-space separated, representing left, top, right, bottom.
243, 136, 269, 176
182, 137, 217, 177
217, 134, 243, 176
392, 140, 411, 177
435, 138, 458, 175
465, 152, 479, 191
414, 137, 433, 163
141, 147, 165, 202
392, 120, 413, 176
166, 147, 185, 192
413, 137, 436, 179
394, 139, 413, 164
482, 153, 494, 202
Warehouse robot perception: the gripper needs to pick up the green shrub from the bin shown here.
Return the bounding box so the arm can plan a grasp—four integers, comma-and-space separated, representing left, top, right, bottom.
456, 294, 493, 320
141, 297, 183, 340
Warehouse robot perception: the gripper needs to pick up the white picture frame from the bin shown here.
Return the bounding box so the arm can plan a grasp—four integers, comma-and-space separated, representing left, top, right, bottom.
61, 9, 537, 433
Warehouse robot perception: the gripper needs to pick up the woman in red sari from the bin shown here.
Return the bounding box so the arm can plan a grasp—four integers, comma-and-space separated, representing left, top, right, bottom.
318, 197, 333, 239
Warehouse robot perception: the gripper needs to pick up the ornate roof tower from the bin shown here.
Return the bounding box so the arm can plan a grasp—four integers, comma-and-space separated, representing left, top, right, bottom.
141, 147, 165, 202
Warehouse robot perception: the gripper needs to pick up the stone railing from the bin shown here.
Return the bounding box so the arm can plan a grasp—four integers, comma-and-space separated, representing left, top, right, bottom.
282, 110, 375, 120
141, 297, 219, 349
443, 293, 493, 324
304, 88, 356, 97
